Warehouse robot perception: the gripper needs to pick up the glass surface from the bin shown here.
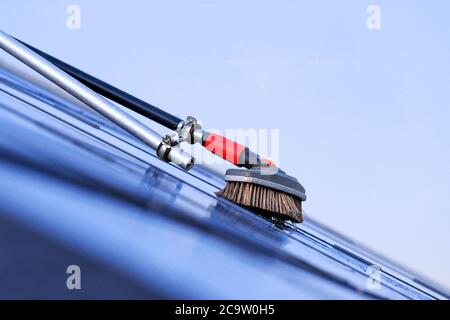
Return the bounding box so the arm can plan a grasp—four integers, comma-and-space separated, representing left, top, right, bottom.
0, 67, 447, 299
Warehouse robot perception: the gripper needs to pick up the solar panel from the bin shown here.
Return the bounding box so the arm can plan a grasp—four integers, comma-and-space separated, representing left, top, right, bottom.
0, 66, 447, 299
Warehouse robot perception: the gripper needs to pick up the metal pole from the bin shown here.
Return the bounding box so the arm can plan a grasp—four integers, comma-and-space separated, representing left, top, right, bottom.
0, 29, 193, 170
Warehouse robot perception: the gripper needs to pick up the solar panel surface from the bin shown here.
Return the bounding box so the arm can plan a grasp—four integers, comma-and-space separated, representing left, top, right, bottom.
0, 67, 447, 299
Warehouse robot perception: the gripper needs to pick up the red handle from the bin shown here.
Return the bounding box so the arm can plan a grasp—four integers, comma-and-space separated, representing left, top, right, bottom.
203, 133, 276, 168
203, 133, 246, 166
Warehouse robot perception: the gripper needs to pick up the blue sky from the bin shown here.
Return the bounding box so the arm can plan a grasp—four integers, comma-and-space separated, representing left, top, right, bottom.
1, 0, 449, 289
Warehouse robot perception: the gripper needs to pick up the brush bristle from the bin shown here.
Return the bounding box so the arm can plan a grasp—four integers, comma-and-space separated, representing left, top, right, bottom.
216, 181, 303, 223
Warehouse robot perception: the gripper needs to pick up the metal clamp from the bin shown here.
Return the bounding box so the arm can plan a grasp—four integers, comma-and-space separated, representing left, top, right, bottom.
175, 116, 204, 145
155, 116, 202, 170
156, 135, 194, 171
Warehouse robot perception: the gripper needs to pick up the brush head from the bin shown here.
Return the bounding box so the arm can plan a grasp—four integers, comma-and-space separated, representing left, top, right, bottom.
216, 168, 306, 223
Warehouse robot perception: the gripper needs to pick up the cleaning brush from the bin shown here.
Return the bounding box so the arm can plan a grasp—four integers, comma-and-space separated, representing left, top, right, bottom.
14, 35, 307, 223
216, 182, 302, 222
217, 168, 306, 223
202, 133, 306, 222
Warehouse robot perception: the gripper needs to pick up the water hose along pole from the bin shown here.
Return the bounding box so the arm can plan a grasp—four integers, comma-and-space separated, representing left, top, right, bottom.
16, 38, 183, 130
16, 37, 275, 169
0, 29, 193, 170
